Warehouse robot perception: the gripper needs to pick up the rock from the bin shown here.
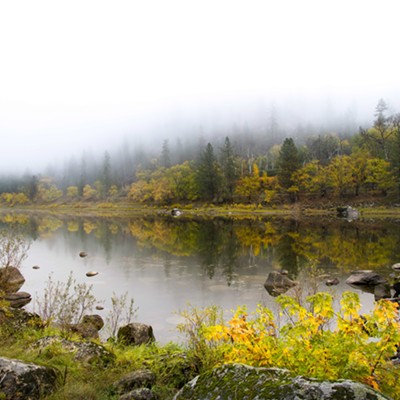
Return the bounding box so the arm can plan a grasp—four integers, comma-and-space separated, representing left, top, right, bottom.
120, 388, 158, 400
69, 315, 105, 339
263, 271, 297, 296
113, 369, 156, 394
337, 206, 359, 220
392, 282, 400, 298
4, 291, 32, 308
0, 266, 25, 293
345, 271, 388, 286
69, 322, 100, 339
86, 271, 98, 277
117, 323, 156, 345
32, 336, 115, 365
0, 308, 43, 331
32, 265, 40, 270
171, 208, 182, 217
392, 263, 400, 271
325, 278, 339, 286
96, 305, 104, 310
79, 251, 88, 258
173, 363, 392, 400
374, 283, 392, 301
82, 314, 104, 330
0, 356, 58, 400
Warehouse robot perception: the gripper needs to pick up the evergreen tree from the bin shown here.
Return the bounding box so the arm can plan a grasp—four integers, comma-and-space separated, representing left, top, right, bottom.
220, 136, 238, 202
102, 151, 111, 197
160, 139, 171, 167
196, 143, 221, 201
277, 138, 301, 199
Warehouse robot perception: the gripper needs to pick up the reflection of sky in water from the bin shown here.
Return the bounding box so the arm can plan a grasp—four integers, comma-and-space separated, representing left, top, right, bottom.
13, 217, 400, 344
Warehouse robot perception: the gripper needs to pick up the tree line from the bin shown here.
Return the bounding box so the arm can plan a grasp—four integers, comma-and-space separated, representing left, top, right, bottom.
1, 99, 399, 206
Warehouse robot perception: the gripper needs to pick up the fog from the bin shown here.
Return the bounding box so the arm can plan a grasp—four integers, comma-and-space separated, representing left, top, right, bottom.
1, 0, 399, 174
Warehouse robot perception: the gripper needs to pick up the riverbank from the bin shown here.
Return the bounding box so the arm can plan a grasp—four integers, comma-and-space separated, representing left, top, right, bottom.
1, 199, 400, 220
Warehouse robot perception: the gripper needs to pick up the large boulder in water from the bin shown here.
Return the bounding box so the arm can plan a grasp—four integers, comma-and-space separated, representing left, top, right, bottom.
264, 271, 297, 296
0, 267, 25, 293
346, 271, 388, 286
0, 357, 58, 400
174, 363, 392, 400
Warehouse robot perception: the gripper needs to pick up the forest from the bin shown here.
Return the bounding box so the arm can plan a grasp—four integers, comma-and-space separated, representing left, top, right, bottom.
0, 99, 399, 207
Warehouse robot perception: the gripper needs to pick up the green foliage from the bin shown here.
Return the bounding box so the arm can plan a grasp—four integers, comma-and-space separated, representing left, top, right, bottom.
179, 293, 400, 398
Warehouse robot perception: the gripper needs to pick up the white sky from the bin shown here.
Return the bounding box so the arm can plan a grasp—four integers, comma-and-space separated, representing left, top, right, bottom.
0, 0, 399, 172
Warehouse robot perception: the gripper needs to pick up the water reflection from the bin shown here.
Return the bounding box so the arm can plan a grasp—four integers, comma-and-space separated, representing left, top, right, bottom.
0, 212, 399, 342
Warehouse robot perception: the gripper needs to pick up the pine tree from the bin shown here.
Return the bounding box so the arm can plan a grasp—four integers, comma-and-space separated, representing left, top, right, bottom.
277, 138, 301, 200
196, 143, 221, 201
220, 136, 238, 202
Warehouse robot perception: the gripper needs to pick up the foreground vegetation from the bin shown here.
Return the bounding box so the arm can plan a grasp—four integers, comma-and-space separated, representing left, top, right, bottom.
1, 290, 400, 399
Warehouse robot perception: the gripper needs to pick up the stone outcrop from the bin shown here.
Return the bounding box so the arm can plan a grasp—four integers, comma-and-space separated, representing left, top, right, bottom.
69, 314, 105, 339
264, 271, 297, 296
113, 369, 156, 393
0, 357, 58, 400
173, 363, 392, 400
4, 291, 32, 308
346, 271, 391, 300
0, 308, 43, 331
117, 322, 155, 345
32, 336, 115, 365
0, 266, 25, 293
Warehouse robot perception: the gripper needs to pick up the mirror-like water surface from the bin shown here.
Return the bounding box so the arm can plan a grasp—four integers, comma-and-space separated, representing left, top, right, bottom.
1, 212, 399, 343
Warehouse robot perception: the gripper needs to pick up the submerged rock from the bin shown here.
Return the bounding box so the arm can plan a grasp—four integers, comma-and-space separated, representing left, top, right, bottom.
174, 363, 392, 400
264, 271, 297, 296
0, 356, 58, 400
346, 271, 387, 286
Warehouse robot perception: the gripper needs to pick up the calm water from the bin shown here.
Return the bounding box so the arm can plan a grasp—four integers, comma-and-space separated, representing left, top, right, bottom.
1, 212, 400, 343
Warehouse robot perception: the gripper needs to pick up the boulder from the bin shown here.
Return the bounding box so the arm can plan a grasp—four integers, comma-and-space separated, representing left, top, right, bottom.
117, 323, 155, 345
113, 369, 156, 394
325, 278, 339, 286
79, 251, 88, 257
337, 206, 359, 220
264, 271, 297, 296
345, 271, 388, 286
120, 388, 159, 400
32, 336, 115, 365
0, 308, 43, 331
82, 314, 104, 330
0, 266, 25, 293
0, 356, 58, 400
392, 263, 400, 271
4, 291, 32, 308
374, 283, 392, 301
173, 363, 392, 400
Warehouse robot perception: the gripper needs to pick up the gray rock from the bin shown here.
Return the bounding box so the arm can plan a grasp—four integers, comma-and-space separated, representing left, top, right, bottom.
346, 271, 388, 286
32, 336, 115, 365
392, 263, 400, 271
119, 388, 158, 400
117, 323, 155, 345
114, 369, 156, 394
0, 266, 25, 293
0, 357, 58, 400
374, 283, 392, 301
325, 278, 340, 286
264, 271, 297, 296
173, 363, 392, 400
82, 314, 104, 330
4, 291, 32, 308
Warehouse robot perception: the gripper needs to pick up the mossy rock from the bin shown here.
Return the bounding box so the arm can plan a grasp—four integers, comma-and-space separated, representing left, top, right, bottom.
174, 363, 392, 400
